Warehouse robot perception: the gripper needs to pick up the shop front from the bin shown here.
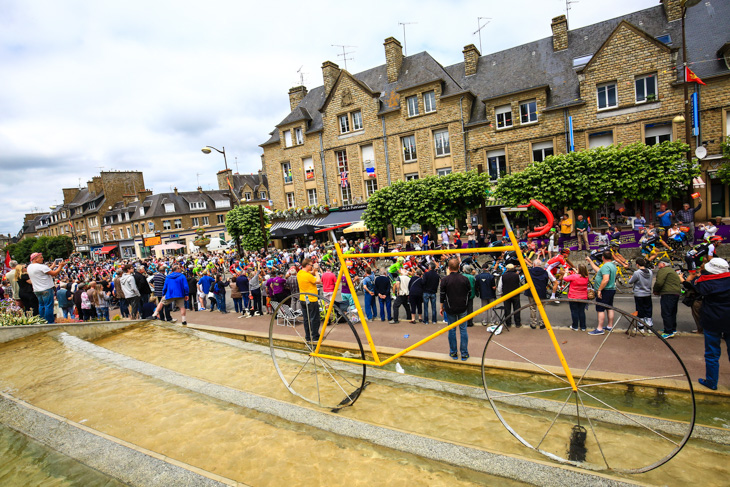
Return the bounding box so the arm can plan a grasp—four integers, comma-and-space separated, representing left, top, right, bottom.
119, 240, 136, 259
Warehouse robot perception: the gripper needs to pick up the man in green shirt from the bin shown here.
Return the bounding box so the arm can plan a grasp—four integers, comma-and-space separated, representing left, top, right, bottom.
575, 214, 589, 251
653, 258, 682, 339
586, 250, 617, 335
461, 265, 477, 327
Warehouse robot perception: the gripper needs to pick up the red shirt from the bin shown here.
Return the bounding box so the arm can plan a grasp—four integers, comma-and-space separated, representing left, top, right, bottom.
321, 271, 337, 293
564, 274, 589, 299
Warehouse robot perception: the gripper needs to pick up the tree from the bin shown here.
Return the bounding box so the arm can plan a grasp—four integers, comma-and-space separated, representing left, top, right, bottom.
363, 170, 492, 232
6, 235, 74, 263
494, 141, 698, 210
717, 136, 730, 185
226, 204, 269, 251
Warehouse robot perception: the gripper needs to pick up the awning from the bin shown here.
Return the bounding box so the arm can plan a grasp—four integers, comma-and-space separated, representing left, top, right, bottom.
315, 208, 365, 227
270, 217, 326, 238
343, 221, 368, 234
99, 245, 118, 254
484, 199, 509, 208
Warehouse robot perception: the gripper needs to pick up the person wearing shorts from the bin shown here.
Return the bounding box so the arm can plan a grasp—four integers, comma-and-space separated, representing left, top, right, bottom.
153, 265, 189, 325
586, 250, 617, 335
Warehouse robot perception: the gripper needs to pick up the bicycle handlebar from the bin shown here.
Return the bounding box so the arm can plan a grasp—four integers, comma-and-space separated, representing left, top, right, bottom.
518, 199, 554, 238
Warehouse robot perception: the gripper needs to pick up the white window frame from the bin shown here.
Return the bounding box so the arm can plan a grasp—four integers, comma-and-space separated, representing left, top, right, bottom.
644, 123, 672, 146
520, 100, 538, 124
294, 127, 303, 145
402, 135, 417, 162
588, 130, 614, 148
201, 216, 209, 226
597, 82, 617, 110
351, 111, 363, 131
405, 173, 419, 181
259, 191, 267, 199
437, 168, 452, 177
164, 203, 175, 213
214, 200, 230, 209
244, 192, 252, 201
532, 141, 554, 162
286, 192, 295, 208
423, 91, 436, 113
189, 201, 207, 210
635, 74, 657, 103
174, 219, 182, 229
163, 220, 171, 230
192, 217, 200, 227
303, 157, 315, 180
365, 179, 378, 197
282, 162, 292, 183
434, 129, 450, 156
495, 104, 513, 129
339, 114, 350, 134
217, 214, 225, 224
406, 95, 419, 117
307, 188, 318, 206
283, 130, 292, 148
487, 149, 507, 182
88, 201, 96, 210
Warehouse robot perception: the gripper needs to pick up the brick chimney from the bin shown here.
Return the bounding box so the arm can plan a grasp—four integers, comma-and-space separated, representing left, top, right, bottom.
137, 189, 152, 201
384, 37, 403, 83
661, 0, 683, 22
321, 61, 340, 96
122, 194, 137, 206
173, 187, 179, 196
62, 188, 80, 205
288, 85, 308, 111
551, 15, 568, 51
463, 44, 481, 76
197, 186, 203, 193
217, 168, 233, 190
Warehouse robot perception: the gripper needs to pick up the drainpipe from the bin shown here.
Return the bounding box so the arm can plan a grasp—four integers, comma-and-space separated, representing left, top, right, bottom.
382, 116, 391, 185
460, 96, 469, 171
319, 133, 329, 205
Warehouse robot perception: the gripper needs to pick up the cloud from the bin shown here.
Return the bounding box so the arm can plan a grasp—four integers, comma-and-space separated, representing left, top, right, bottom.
0, 0, 658, 234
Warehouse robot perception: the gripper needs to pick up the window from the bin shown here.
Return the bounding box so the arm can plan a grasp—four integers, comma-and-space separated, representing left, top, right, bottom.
588, 130, 614, 148
655, 34, 672, 45
339, 114, 350, 134
140, 207, 145, 216
532, 141, 554, 162
307, 189, 318, 205
244, 192, 252, 201
645, 122, 672, 145
88, 201, 96, 210
365, 179, 378, 197
336, 150, 351, 206
201, 216, 209, 226
148, 221, 155, 231
192, 217, 200, 227
283, 130, 292, 147
303, 157, 315, 180
260, 191, 267, 199
437, 168, 452, 177
189, 201, 207, 210
134, 223, 139, 234
286, 192, 295, 208
90, 231, 100, 244
217, 215, 225, 224
597, 83, 617, 109
487, 149, 507, 181
520, 100, 537, 124
572, 54, 593, 69
402, 135, 417, 162
174, 219, 182, 229
495, 104, 513, 129
282, 162, 292, 183
423, 91, 436, 113
164, 203, 175, 213
88, 216, 98, 227
434, 129, 450, 156
635, 74, 657, 103
352, 111, 363, 131
295, 127, 303, 145
214, 200, 230, 209
406, 95, 419, 117
163, 220, 171, 230
61, 211, 66, 219
405, 173, 419, 181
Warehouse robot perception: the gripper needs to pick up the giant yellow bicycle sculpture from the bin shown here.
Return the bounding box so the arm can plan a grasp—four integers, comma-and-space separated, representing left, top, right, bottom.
269, 200, 695, 473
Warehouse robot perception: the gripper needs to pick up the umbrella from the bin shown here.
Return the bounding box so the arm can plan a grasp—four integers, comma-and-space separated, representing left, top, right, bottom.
343, 221, 368, 234
153, 242, 186, 251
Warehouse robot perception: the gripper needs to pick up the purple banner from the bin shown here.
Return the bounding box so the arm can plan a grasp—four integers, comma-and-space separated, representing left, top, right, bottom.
542, 226, 730, 251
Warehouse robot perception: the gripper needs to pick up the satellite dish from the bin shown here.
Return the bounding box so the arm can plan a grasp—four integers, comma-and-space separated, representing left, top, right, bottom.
695, 146, 707, 159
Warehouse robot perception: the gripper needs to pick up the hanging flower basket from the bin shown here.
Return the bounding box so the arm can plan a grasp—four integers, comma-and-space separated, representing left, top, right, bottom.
193, 238, 210, 247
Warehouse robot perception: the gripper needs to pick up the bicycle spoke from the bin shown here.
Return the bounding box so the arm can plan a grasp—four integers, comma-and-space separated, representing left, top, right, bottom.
578, 374, 685, 390
577, 390, 610, 470
492, 341, 570, 385
576, 325, 614, 387
489, 385, 574, 400
287, 355, 313, 389
317, 357, 361, 401
536, 390, 575, 449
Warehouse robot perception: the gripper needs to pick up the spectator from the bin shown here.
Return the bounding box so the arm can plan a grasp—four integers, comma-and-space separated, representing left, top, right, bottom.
466, 224, 476, 248
285, 267, 300, 313
408, 268, 424, 323
340, 271, 356, 311
547, 228, 558, 258
266, 270, 288, 305
5, 260, 20, 307
656, 203, 674, 231
441, 228, 450, 249
197, 271, 214, 312
134, 266, 152, 313
27, 252, 66, 324
497, 263, 522, 328
698, 221, 718, 241
633, 212, 646, 232
422, 263, 440, 324
575, 215, 589, 251
526, 259, 549, 329
691, 258, 730, 390
151, 268, 171, 321
653, 258, 682, 339
391, 269, 411, 323
461, 264, 477, 327
559, 214, 573, 248
297, 258, 322, 343
186, 273, 198, 311
564, 264, 590, 331
93, 282, 111, 321
79, 284, 92, 321
628, 258, 653, 330
140, 296, 157, 319
113, 271, 128, 318
119, 264, 140, 320
676, 198, 702, 243
440, 258, 471, 361
236, 271, 250, 315
249, 267, 263, 316
230, 276, 243, 313
321, 267, 337, 301
57, 283, 74, 319
475, 265, 496, 326
374, 268, 393, 322
361, 268, 377, 321
586, 250, 617, 335
213, 274, 228, 314
154, 264, 189, 322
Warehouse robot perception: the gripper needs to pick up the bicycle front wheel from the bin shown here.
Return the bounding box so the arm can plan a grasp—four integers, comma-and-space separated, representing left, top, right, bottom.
482, 298, 694, 473
269, 293, 367, 410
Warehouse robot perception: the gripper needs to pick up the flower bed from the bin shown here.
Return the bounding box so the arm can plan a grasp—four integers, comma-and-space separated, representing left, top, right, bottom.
0, 298, 48, 326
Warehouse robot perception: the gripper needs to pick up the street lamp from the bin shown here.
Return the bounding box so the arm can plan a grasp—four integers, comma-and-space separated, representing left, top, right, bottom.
201, 145, 228, 171
680, 0, 701, 156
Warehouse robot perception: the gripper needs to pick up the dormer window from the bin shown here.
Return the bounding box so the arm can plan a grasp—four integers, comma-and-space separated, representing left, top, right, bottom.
164, 203, 175, 213
295, 127, 303, 145
87, 201, 96, 210
189, 201, 207, 210
215, 199, 230, 208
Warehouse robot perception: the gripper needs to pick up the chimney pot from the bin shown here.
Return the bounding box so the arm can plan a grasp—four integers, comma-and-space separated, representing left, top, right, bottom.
551, 15, 568, 51
383, 37, 403, 83
462, 44, 481, 76
661, 0, 683, 22
288, 85, 308, 111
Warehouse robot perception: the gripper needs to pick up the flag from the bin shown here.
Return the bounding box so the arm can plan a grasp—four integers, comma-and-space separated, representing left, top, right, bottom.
686, 67, 706, 85
340, 171, 349, 187
4, 251, 11, 274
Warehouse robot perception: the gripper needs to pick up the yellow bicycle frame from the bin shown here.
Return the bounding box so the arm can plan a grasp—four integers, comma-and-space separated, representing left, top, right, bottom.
309, 208, 579, 392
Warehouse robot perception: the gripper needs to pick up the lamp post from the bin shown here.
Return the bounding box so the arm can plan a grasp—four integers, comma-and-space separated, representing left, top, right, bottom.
201, 145, 228, 171
680, 0, 701, 204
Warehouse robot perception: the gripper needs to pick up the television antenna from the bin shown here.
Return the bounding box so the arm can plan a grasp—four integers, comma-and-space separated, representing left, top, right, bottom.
565, 0, 578, 25
473, 17, 491, 54
196, 173, 202, 187
398, 22, 417, 56
234, 156, 240, 173
332, 45, 356, 70
296, 65, 306, 85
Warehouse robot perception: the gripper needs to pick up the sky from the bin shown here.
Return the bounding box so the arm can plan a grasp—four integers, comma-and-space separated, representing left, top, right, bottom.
0, 0, 660, 235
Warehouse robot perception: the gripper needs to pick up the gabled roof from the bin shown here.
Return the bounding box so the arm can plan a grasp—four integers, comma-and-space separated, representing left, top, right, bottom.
318, 68, 381, 113
276, 106, 312, 128
579, 20, 671, 73
229, 173, 268, 195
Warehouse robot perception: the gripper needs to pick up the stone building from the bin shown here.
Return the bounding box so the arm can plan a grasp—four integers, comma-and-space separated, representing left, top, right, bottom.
260, 0, 730, 235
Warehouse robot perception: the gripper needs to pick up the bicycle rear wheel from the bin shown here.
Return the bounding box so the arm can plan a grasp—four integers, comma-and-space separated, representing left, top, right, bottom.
270, 293, 367, 410
481, 298, 695, 473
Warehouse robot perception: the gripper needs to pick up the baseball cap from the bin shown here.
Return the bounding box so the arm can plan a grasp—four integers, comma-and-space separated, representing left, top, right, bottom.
30, 252, 42, 261
705, 258, 729, 275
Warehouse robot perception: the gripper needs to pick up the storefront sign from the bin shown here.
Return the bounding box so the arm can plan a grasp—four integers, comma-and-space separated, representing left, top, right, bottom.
143, 236, 161, 247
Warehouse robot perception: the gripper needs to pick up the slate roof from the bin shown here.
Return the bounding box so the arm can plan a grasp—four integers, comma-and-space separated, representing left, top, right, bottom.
129, 190, 234, 221
264, 3, 729, 142
229, 173, 268, 196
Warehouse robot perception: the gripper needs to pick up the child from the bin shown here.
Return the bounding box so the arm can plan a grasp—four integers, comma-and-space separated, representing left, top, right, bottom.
628, 258, 653, 329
